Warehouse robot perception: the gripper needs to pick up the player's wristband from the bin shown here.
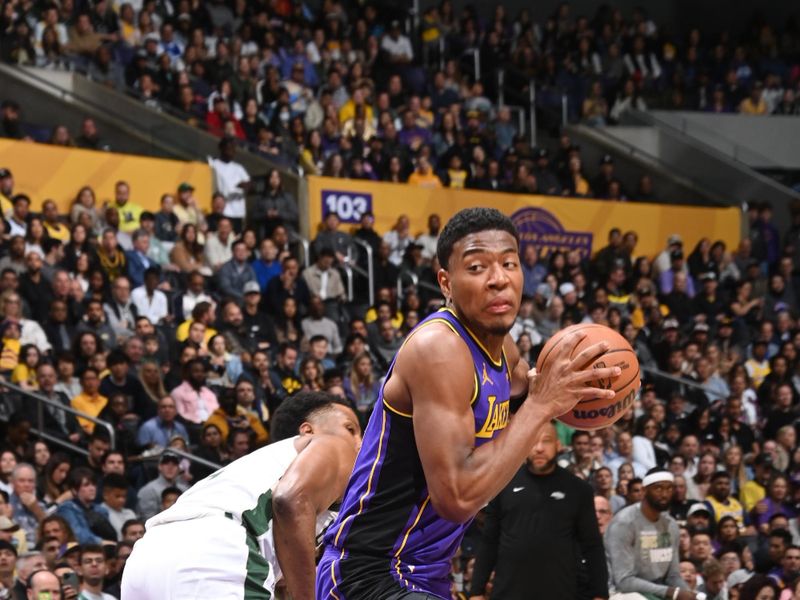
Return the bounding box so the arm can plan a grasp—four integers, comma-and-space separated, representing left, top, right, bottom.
672, 587, 679, 600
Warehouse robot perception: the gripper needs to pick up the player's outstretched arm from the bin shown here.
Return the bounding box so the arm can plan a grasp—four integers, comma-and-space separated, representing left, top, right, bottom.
272, 435, 358, 600
400, 327, 618, 523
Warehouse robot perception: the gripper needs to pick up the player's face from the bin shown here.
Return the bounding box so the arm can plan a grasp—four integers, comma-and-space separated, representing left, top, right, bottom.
644, 482, 674, 512
311, 405, 362, 452
440, 230, 521, 337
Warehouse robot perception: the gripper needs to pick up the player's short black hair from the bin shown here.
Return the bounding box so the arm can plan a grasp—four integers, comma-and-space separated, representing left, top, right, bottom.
270, 391, 353, 442
436, 207, 519, 269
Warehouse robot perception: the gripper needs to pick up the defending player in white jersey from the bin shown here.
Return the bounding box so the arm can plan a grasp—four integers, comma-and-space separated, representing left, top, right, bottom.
121, 391, 361, 600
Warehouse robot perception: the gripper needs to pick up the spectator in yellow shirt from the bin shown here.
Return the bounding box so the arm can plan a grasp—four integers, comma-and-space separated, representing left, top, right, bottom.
741, 453, 775, 513
109, 180, 144, 234
0, 168, 13, 217
338, 85, 374, 125
0, 319, 21, 374
10, 344, 41, 390
41, 200, 70, 242
407, 157, 442, 188
71, 367, 109, 434
739, 82, 768, 115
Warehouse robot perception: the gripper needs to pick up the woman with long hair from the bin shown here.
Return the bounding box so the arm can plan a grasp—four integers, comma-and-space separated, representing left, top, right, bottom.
62, 223, 98, 274
37, 24, 65, 68
688, 237, 715, 278
722, 445, 749, 499
299, 129, 325, 176
298, 357, 324, 391
24, 217, 48, 258
71, 253, 92, 295
38, 453, 72, 507
256, 168, 299, 237
343, 352, 380, 427
139, 359, 167, 405
206, 334, 243, 388
322, 153, 346, 178
11, 344, 41, 389
274, 297, 302, 345
70, 186, 100, 229
32, 441, 50, 475
170, 223, 208, 274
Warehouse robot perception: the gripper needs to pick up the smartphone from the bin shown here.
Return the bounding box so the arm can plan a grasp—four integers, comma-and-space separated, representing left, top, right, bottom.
60, 572, 80, 590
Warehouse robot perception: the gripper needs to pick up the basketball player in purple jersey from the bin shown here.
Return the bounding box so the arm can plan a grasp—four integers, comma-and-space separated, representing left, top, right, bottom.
315, 208, 620, 599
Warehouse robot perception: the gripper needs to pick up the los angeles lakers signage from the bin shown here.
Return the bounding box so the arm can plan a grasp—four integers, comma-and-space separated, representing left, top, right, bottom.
511, 207, 593, 258
306, 176, 741, 259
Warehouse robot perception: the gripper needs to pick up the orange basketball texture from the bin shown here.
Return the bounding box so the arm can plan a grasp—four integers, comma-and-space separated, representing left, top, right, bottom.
535, 323, 640, 430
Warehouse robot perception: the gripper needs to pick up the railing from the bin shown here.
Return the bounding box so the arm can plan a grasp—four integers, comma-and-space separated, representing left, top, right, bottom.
351, 238, 375, 306
397, 271, 419, 308
342, 262, 354, 302
1, 381, 225, 472
0, 380, 115, 455
461, 48, 480, 82
296, 235, 311, 270
640, 365, 716, 394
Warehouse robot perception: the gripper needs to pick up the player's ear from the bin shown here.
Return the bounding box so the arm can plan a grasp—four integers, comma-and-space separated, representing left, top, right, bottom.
437, 267, 451, 300
298, 421, 314, 436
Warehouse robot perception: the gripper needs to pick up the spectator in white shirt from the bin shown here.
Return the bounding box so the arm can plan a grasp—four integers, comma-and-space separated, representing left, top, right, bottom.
383, 215, 415, 267
6, 195, 29, 238
415, 214, 440, 264
381, 20, 413, 64
204, 217, 235, 272
131, 267, 169, 325
208, 138, 250, 224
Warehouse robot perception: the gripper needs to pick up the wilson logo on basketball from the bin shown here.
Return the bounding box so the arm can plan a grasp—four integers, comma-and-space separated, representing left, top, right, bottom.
571, 388, 637, 422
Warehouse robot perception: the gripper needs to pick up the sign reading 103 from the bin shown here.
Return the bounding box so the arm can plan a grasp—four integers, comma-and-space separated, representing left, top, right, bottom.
321, 190, 373, 224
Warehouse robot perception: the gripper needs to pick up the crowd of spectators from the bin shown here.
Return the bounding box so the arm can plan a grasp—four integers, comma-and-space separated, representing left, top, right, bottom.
0, 0, 800, 598
4, 1, 800, 201
0, 141, 799, 597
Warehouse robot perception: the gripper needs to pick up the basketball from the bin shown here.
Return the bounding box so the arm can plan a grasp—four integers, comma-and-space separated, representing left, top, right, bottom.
536, 323, 640, 430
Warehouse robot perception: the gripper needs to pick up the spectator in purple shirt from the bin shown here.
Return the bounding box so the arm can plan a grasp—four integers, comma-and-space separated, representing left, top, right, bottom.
659, 249, 696, 296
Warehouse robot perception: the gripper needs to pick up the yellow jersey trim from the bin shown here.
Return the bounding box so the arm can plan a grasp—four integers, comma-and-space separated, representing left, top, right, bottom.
394, 495, 432, 585
333, 410, 388, 545
383, 317, 463, 418
443, 307, 503, 367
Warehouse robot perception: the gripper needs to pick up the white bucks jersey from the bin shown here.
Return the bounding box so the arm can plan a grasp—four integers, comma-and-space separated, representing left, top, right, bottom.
147, 436, 339, 591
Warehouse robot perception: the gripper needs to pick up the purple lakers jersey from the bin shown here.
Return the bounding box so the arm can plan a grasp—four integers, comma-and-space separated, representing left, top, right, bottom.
316, 308, 512, 599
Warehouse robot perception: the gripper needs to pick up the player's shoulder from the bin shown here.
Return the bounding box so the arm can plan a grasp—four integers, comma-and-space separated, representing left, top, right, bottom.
610, 503, 639, 526
400, 316, 471, 359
